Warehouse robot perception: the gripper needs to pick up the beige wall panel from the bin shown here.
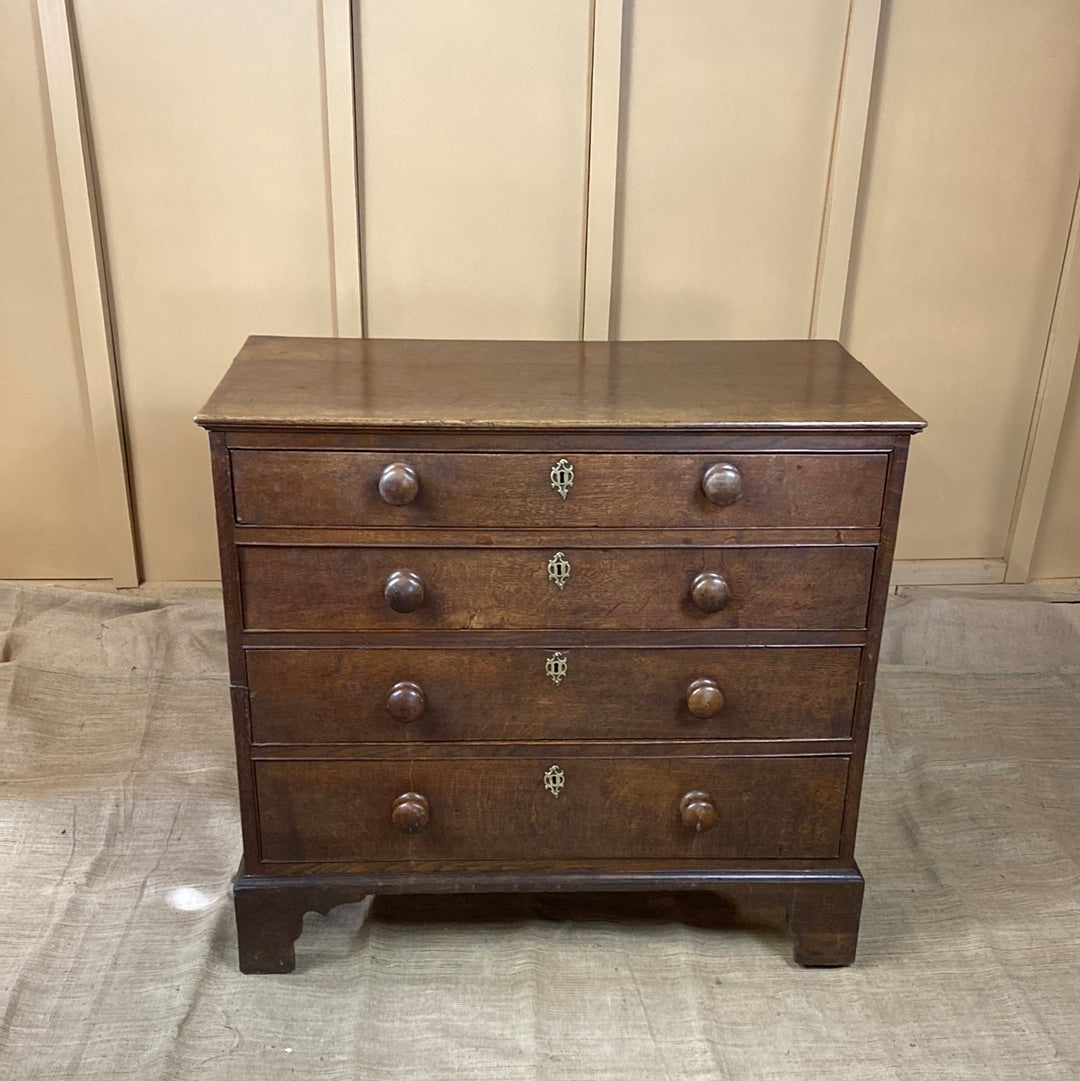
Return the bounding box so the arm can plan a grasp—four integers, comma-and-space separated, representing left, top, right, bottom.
844, 1, 1080, 560
612, 0, 849, 339
357, 0, 590, 339
0, 0, 105, 577
73, 0, 336, 580
1031, 361, 1080, 579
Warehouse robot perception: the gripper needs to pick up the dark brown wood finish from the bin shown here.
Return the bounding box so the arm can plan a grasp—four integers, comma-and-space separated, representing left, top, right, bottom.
789, 874, 865, 967
237, 544, 875, 632
207, 432, 261, 867
227, 428, 902, 452
249, 737, 858, 762
230, 865, 863, 973
242, 627, 870, 649
231, 450, 888, 529
233, 861, 366, 974
838, 435, 913, 858
244, 645, 861, 744
196, 337, 924, 971
233, 524, 883, 548
197, 338, 926, 431
254, 755, 848, 863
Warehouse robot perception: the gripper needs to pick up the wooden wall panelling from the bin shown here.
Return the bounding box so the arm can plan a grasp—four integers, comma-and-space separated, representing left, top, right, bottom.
1, 0, 136, 583
584, 0, 883, 343
353, 0, 591, 340
843, 0, 1080, 566
610, 0, 851, 339
581, 0, 625, 341
20, 1, 1080, 581
810, 0, 882, 339
322, 0, 363, 339
1029, 346, 1080, 581
1007, 173, 1080, 582
71, 0, 338, 580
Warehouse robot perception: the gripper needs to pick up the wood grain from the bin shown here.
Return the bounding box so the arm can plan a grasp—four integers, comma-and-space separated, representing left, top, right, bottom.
238, 544, 875, 632
254, 755, 849, 863
244, 645, 862, 744
196, 338, 922, 971
231, 449, 888, 529
196, 337, 927, 431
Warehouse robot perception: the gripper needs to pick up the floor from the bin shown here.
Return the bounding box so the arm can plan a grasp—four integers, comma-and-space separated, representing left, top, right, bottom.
0, 581, 1077, 1080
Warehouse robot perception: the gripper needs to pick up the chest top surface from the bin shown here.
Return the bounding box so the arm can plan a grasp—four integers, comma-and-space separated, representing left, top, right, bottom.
195, 337, 925, 432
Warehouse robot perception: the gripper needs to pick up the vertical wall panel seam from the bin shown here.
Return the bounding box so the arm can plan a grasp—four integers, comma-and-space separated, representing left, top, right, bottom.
577, 0, 598, 341
809, 0, 882, 341
322, 0, 363, 338
1003, 168, 1080, 582
349, 0, 369, 337
36, 0, 140, 586
808, 0, 855, 339
581, 0, 625, 341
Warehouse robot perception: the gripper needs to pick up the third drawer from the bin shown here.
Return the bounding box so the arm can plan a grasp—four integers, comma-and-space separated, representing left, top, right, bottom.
246, 645, 862, 743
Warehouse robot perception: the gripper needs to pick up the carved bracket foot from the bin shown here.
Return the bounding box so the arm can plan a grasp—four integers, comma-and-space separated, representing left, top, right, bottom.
233, 864, 367, 974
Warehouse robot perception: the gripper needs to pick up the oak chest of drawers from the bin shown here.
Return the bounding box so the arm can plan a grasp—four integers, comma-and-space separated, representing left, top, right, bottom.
196, 336, 924, 973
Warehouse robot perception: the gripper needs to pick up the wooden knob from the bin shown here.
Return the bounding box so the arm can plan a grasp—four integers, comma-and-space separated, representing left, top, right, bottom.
686, 677, 725, 718
378, 462, 419, 505
679, 790, 718, 832
690, 571, 731, 613
385, 680, 426, 723
702, 462, 743, 506
391, 791, 429, 834
384, 570, 425, 613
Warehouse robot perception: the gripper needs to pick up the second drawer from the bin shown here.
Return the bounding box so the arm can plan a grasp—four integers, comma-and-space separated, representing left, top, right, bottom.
238, 544, 875, 631
246, 645, 862, 743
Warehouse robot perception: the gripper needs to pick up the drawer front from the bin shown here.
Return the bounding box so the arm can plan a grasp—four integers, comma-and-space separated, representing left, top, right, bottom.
231, 450, 887, 529
239, 545, 874, 631
246, 646, 861, 744
255, 755, 848, 862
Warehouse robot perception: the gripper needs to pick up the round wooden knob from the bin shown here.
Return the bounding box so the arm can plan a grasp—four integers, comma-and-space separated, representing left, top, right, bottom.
386, 680, 426, 723
378, 462, 419, 505
391, 791, 429, 834
679, 790, 718, 832
702, 462, 743, 506
686, 677, 725, 718
690, 571, 731, 613
384, 570, 425, 613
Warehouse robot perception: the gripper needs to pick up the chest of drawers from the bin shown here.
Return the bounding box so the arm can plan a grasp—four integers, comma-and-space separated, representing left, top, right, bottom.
196, 337, 924, 973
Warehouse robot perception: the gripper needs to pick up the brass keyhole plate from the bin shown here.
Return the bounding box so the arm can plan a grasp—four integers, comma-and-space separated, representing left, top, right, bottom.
547, 551, 570, 590
550, 458, 574, 500
545, 650, 568, 685
544, 765, 566, 798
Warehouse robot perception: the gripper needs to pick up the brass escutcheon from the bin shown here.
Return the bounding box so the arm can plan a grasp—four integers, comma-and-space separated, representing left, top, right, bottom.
544, 765, 565, 798
545, 650, 568, 685
547, 551, 570, 590
550, 458, 574, 500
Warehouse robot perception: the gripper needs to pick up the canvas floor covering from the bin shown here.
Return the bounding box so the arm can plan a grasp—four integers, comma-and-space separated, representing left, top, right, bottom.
0, 581, 1078, 1080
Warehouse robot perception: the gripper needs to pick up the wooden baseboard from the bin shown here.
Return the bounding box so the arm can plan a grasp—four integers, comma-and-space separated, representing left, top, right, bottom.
890, 559, 1007, 586
1031, 577, 1080, 601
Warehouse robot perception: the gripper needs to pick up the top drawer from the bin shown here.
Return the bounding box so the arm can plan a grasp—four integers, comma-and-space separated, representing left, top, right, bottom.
231, 450, 887, 530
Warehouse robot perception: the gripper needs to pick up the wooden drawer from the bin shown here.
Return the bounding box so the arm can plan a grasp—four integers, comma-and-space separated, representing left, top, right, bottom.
255, 754, 848, 862
238, 544, 875, 631
246, 645, 861, 744
231, 450, 887, 529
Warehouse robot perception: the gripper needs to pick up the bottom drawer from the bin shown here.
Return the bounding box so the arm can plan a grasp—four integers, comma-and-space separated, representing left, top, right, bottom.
255, 755, 848, 863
